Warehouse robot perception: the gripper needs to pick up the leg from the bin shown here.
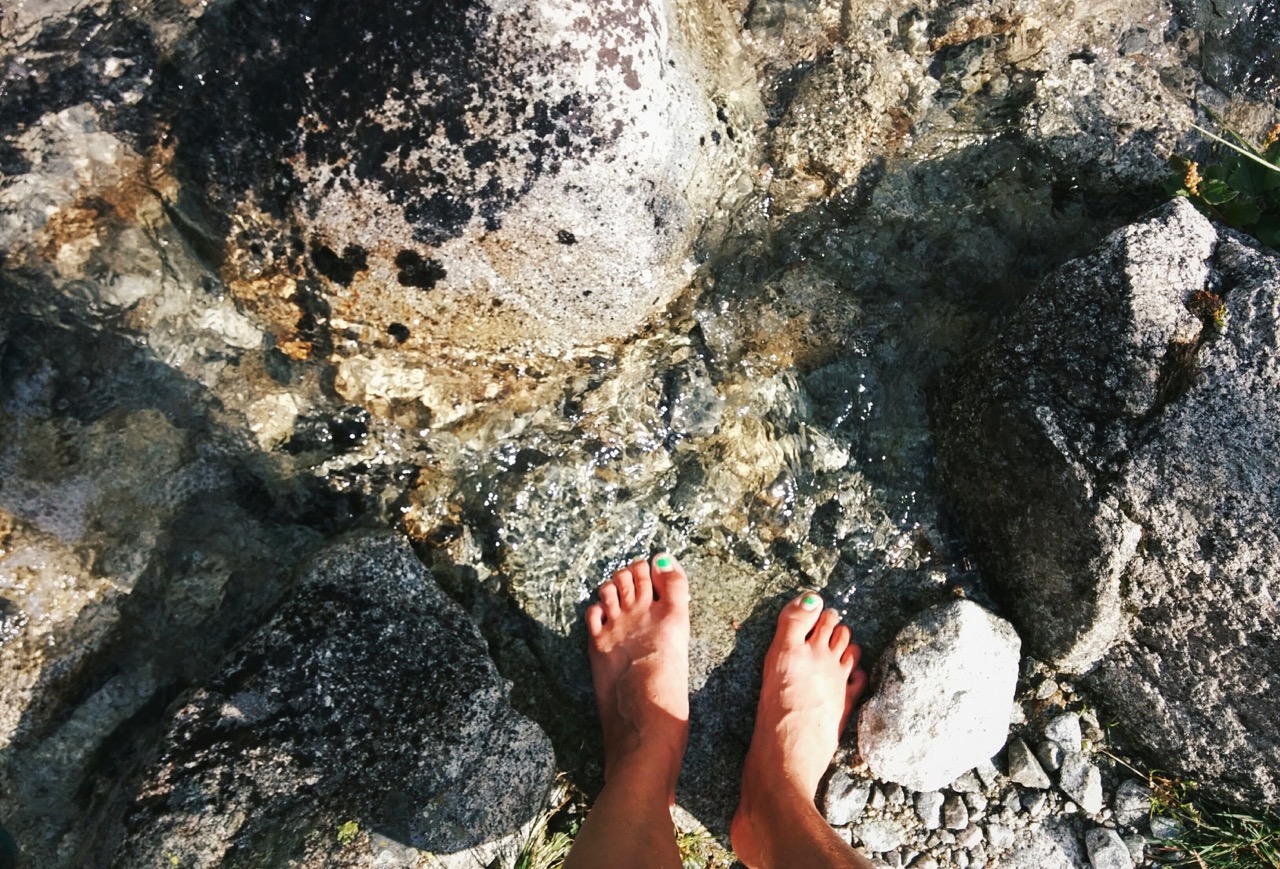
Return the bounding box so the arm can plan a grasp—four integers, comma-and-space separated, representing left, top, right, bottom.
564, 554, 692, 869
731, 593, 875, 869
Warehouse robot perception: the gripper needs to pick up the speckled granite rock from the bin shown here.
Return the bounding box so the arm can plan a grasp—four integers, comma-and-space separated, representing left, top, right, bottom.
100, 533, 555, 869
936, 198, 1280, 803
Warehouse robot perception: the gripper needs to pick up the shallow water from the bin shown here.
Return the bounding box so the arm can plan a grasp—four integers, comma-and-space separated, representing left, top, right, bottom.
1, 0, 1278, 859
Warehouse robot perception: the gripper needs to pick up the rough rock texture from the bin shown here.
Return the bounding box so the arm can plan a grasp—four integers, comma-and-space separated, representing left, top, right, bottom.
936, 198, 1280, 803
100, 533, 555, 869
858, 600, 1020, 791
161, 0, 756, 418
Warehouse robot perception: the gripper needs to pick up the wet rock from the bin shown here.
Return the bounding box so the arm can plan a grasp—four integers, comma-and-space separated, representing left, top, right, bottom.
823, 769, 873, 826
153, 0, 757, 421
103, 534, 555, 868
1085, 827, 1134, 869
936, 198, 1280, 803
1059, 753, 1104, 815
1112, 779, 1153, 828
859, 600, 1020, 792
1007, 738, 1051, 789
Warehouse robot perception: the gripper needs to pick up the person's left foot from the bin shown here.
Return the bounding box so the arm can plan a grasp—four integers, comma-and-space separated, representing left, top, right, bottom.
585, 554, 691, 801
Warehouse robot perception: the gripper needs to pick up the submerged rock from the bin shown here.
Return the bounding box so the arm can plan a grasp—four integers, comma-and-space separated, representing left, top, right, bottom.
101, 533, 555, 868
937, 198, 1280, 803
156, 0, 757, 420
857, 600, 1020, 791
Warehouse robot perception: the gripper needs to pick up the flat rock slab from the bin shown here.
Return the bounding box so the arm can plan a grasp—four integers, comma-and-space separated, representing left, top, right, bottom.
857, 599, 1020, 792
936, 199, 1280, 804
102, 533, 555, 868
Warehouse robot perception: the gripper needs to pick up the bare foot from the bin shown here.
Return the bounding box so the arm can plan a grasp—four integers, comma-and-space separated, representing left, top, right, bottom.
585, 553, 691, 800
731, 592, 869, 867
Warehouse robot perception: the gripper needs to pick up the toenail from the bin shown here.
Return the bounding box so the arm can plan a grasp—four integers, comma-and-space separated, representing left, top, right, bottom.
655, 555, 673, 570
800, 593, 821, 609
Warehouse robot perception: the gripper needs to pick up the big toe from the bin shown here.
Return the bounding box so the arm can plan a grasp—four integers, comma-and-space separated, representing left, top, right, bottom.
651, 552, 690, 607
776, 591, 825, 646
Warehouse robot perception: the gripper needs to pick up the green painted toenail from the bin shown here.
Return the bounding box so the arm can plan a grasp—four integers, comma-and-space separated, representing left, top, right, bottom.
656, 556, 672, 569
801, 593, 820, 608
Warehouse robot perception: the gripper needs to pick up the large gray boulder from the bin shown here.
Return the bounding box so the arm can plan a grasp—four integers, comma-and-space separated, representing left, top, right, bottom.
857, 599, 1020, 791
101, 533, 555, 868
936, 198, 1280, 804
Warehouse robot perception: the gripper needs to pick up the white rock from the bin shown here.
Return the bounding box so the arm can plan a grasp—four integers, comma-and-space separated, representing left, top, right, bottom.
859, 601, 1021, 791
944, 795, 970, 830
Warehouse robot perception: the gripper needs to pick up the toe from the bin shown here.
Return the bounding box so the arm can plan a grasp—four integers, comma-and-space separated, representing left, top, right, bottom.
630, 558, 654, 605
810, 608, 840, 646
847, 666, 869, 705
830, 623, 852, 656
651, 552, 690, 608
599, 580, 622, 620
841, 641, 863, 670
776, 591, 825, 645
587, 603, 606, 637
613, 567, 637, 607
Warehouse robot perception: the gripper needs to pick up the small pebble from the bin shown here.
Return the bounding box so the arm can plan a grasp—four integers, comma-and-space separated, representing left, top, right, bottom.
823, 769, 873, 825
956, 825, 984, 848
1113, 778, 1153, 828
943, 795, 970, 830
1035, 679, 1059, 699
1022, 791, 1048, 816
883, 851, 903, 868
1035, 739, 1065, 772
870, 787, 887, 811
1123, 833, 1146, 864
985, 823, 1015, 850
1045, 712, 1083, 752
884, 783, 905, 806
975, 759, 1001, 790
1059, 752, 1104, 814
1149, 815, 1184, 840
911, 858, 939, 869
1007, 738, 1051, 788
950, 771, 982, 793
915, 791, 944, 830
1086, 827, 1134, 869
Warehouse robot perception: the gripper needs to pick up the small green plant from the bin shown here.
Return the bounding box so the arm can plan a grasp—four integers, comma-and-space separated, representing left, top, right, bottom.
1147, 773, 1280, 869
335, 820, 359, 847
514, 802, 577, 869
1168, 118, 1280, 248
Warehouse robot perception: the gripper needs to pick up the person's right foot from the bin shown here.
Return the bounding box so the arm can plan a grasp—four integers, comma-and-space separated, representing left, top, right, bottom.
730, 593, 868, 867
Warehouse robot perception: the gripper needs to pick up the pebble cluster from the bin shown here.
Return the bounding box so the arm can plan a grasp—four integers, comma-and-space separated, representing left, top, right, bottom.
824, 672, 1185, 869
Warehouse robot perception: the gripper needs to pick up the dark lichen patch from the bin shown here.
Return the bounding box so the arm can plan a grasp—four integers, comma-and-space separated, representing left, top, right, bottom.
309, 243, 368, 286
556, 229, 578, 245
387, 323, 411, 343
0, 9, 158, 140
157, 0, 606, 247
394, 250, 447, 290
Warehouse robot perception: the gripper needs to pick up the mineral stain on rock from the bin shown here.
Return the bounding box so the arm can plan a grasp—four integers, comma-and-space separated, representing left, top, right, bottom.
394, 249, 447, 290
158, 0, 598, 246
